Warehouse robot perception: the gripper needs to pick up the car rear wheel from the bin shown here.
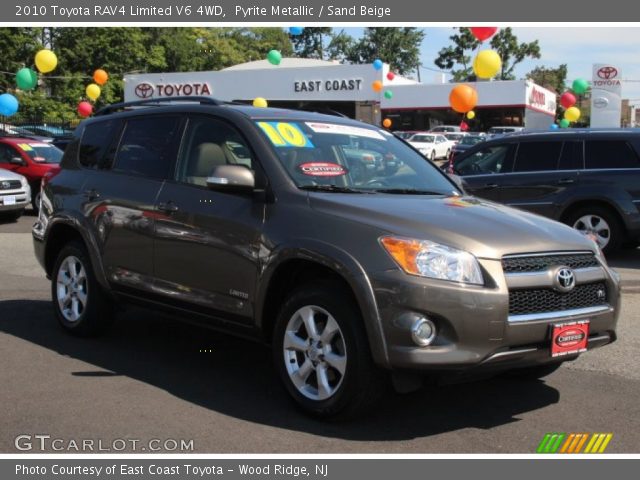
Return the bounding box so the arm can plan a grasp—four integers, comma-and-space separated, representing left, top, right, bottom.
430, 150, 435, 161
52, 241, 113, 336
273, 282, 386, 419
564, 206, 623, 254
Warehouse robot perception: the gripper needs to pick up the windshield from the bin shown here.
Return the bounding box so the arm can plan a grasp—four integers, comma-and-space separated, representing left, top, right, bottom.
410, 135, 435, 143
460, 135, 485, 146
445, 134, 464, 141
255, 120, 458, 195
17, 142, 63, 164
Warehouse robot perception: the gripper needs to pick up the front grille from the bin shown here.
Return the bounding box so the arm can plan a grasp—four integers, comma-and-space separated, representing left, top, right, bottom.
0, 180, 21, 191
509, 282, 608, 316
503, 253, 598, 273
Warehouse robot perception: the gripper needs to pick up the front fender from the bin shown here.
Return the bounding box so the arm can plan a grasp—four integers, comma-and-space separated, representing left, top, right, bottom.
256, 239, 390, 369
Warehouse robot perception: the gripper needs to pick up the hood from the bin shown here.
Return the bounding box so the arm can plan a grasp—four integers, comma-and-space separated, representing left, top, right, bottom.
308, 193, 595, 259
0, 168, 26, 181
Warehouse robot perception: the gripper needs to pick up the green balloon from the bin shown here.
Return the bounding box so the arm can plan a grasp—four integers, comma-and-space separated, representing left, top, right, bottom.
384, 90, 393, 99
572, 78, 589, 95
267, 49, 282, 66
16, 68, 38, 90
559, 119, 570, 128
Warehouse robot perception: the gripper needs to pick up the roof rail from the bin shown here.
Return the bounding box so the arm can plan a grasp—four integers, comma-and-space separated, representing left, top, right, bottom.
95, 96, 224, 116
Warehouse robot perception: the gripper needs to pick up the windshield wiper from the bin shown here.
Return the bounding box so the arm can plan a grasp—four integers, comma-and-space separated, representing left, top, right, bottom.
299, 185, 365, 194
373, 188, 445, 195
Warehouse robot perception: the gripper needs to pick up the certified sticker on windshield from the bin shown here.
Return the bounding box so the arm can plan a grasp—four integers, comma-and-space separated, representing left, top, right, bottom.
305, 122, 386, 141
299, 162, 347, 177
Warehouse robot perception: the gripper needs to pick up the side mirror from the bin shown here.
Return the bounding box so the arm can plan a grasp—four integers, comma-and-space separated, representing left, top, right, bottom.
206, 164, 255, 193
10, 156, 25, 166
448, 173, 466, 193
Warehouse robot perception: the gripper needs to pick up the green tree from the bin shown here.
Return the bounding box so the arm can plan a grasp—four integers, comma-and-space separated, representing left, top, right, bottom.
434, 28, 480, 81
489, 28, 541, 80
435, 27, 542, 81
348, 27, 425, 75
290, 27, 333, 59
526, 64, 568, 94
0, 28, 43, 92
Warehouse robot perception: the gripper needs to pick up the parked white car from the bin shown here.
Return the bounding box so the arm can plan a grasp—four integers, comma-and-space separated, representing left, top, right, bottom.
408, 133, 453, 160
0, 168, 31, 221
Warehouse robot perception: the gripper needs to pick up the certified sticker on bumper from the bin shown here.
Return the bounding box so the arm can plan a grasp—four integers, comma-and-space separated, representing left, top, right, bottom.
551, 320, 589, 357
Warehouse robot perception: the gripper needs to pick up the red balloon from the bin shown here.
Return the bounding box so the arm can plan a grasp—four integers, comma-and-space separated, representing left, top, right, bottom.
77, 101, 93, 117
560, 91, 577, 109
386, 71, 395, 81
460, 120, 469, 131
469, 27, 498, 42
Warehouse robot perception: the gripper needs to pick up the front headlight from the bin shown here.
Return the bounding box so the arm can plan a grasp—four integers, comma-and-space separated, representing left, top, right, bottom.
20, 176, 28, 188
380, 236, 484, 285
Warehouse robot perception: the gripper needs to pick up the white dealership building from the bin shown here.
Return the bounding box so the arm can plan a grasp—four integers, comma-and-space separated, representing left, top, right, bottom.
124, 58, 557, 131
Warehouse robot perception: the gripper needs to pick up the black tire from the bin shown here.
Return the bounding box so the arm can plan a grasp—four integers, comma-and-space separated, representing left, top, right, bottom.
430, 150, 436, 161
272, 281, 386, 419
563, 205, 624, 254
51, 241, 114, 337
504, 363, 562, 380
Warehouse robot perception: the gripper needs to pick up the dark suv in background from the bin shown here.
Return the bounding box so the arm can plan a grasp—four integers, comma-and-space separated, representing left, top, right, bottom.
452, 130, 640, 253
33, 98, 619, 418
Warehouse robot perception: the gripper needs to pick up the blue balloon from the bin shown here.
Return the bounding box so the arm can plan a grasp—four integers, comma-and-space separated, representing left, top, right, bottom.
0, 93, 19, 117
550, 123, 559, 130
373, 59, 384, 70
289, 27, 304, 35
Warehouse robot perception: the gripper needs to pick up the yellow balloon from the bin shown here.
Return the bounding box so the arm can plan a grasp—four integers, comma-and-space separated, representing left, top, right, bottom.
466, 110, 476, 120
564, 106, 581, 122
35, 49, 58, 73
473, 50, 501, 79
253, 97, 268, 108
86, 83, 101, 101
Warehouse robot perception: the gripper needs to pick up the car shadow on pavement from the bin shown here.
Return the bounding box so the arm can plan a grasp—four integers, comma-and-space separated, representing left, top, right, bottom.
0, 299, 560, 442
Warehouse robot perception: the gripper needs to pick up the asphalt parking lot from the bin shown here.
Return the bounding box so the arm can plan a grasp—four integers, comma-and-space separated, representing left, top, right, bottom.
1, 211, 639, 453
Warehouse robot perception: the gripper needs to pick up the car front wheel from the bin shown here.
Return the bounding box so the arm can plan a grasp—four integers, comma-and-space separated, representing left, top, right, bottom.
273, 282, 385, 419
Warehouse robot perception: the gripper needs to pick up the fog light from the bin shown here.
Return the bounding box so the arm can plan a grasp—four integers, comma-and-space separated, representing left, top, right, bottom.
411, 317, 436, 346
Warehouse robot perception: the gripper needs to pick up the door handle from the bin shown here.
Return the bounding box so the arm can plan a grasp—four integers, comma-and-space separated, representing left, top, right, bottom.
558, 178, 575, 185
157, 201, 179, 213
83, 189, 100, 201
483, 183, 499, 189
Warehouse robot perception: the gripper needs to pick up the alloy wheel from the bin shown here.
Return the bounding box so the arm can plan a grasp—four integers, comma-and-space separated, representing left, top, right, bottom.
56, 255, 89, 322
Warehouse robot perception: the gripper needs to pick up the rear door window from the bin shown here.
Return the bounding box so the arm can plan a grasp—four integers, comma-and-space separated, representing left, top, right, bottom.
558, 141, 584, 170
113, 116, 183, 179
585, 140, 640, 169
512, 141, 562, 172
79, 119, 123, 169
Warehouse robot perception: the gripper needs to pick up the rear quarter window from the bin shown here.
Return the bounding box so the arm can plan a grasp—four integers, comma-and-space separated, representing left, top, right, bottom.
585, 140, 639, 169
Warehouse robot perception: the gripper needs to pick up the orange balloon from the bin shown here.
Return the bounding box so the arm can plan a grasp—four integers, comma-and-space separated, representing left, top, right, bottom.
93, 69, 109, 85
382, 118, 392, 128
372, 80, 383, 93
449, 84, 478, 113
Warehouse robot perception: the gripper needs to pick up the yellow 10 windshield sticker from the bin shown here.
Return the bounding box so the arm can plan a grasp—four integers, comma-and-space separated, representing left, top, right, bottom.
18, 143, 34, 151
257, 122, 314, 148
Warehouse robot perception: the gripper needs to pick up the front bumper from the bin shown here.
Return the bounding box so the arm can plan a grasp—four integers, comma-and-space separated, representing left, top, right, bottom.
0, 188, 30, 212
369, 257, 620, 372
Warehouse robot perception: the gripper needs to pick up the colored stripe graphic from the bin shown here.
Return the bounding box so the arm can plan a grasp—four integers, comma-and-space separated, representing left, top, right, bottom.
538, 433, 613, 453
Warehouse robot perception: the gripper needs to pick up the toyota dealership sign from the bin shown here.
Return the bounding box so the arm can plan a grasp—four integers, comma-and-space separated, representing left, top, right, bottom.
591, 63, 622, 127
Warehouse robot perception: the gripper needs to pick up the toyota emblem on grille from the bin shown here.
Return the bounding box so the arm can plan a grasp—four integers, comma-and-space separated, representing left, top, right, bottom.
554, 267, 576, 293
135, 82, 154, 98
0, 181, 10, 189
597, 66, 618, 80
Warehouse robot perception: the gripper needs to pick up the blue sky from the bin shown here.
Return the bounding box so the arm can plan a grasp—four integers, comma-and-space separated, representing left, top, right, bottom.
336, 27, 640, 103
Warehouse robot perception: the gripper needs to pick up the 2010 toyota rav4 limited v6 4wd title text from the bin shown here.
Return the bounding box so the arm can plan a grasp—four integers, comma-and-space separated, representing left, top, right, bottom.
33, 97, 620, 418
